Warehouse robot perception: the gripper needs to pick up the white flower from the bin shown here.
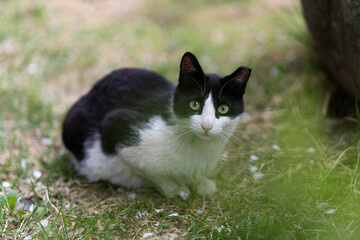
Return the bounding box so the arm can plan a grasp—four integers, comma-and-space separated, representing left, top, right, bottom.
216, 225, 224, 232
324, 209, 335, 214
21, 159, 27, 170
40, 219, 48, 227
168, 213, 179, 217
272, 144, 280, 150
33, 170, 42, 179
29, 204, 36, 212
253, 172, 264, 180
41, 138, 52, 146
127, 193, 137, 199
142, 233, 154, 238
250, 155, 259, 161
2, 181, 11, 188
307, 147, 315, 153
155, 209, 164, 213
135, 211, 146, 219
194, 209, 203, 214
249, 165, 258, 173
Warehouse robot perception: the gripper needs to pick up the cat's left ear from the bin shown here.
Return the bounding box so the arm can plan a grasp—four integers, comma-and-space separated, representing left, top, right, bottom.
225, 66, 251, 94
179, 52, 204, 78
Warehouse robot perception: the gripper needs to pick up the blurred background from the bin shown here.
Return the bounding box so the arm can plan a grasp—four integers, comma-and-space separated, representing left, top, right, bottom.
1, 0, 359, 239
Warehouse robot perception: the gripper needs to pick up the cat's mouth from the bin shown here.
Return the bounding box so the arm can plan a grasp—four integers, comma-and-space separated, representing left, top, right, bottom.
194, 130, 216, 140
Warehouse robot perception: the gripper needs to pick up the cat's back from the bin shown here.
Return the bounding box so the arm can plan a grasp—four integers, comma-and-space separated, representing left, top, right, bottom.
88, 68, 175, 106
66, 68, 175, 119
62, 68, 175, 161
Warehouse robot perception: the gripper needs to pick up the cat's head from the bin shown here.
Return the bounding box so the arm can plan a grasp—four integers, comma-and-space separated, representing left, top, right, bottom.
173, 52, 251, 140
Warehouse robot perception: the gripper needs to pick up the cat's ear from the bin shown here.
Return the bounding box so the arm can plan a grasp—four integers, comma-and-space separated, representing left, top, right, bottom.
225, 67, 251, 94
179, 52, 204, 78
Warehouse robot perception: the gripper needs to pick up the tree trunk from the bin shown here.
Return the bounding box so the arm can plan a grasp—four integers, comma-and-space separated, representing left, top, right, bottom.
301, 0, 360, 100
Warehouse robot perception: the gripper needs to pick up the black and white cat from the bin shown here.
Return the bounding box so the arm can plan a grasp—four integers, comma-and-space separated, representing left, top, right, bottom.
62, 52, 251, 199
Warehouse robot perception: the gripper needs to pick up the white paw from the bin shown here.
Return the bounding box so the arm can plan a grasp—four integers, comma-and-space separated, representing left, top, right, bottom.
164, 186, 190, 200
179, 190, 190, 200
196, 179, 217, 195
155, 179, 190, 199
175, 186, 190, 200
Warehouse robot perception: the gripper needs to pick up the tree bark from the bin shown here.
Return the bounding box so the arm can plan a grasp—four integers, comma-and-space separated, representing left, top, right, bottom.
301, 0, 360, 100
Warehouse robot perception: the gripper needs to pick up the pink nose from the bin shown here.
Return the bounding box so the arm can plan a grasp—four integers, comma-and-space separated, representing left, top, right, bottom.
201, 124, 213, 134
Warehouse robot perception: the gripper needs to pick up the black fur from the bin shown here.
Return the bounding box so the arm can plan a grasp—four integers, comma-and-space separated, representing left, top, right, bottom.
62, 68, 175, 160
62, 52, 251, 161
173, 52, 251, 119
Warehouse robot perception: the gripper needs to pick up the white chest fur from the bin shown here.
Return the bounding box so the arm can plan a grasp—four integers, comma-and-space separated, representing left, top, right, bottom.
77, 115, 237, 196
120, 116, 227, 184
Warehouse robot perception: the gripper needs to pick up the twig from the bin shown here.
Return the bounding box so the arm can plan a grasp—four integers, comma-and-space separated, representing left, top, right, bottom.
87, 198, 110, 212
326, 147, 356, 178
44, 186, 59, 214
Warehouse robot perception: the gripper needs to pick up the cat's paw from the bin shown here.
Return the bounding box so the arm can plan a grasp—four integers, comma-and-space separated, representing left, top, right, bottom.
175, 186, 191, 200
164, 186, 190, 200
178, 189, 190, 200
196, 179, 217, 195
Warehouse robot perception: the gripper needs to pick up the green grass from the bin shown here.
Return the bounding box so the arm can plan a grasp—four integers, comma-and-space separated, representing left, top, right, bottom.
1, 0, 360, 239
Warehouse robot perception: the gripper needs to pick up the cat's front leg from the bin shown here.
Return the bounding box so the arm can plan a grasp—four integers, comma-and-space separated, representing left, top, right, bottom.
153, 178, 190, 200
195, 178, 217, 195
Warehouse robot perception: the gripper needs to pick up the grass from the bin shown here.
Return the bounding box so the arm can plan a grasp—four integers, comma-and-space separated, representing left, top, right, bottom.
1, 0, 360, 239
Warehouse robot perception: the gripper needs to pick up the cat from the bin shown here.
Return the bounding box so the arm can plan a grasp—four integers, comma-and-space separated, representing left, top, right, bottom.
62, 52, 251, 199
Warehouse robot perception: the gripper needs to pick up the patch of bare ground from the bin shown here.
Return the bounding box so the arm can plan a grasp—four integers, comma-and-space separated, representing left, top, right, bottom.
190, 0, 294, 24
48, 0, 146, 28
249, 0, 294, 15
40, 0, 145, 107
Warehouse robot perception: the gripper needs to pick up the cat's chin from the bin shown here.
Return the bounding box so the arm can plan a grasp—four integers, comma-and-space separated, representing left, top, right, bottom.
194, 132, 217, 140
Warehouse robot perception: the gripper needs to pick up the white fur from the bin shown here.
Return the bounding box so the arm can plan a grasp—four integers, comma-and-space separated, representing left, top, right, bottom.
75, 136, 147, 189
201, 94, 215, 130
72, 95, 240, 198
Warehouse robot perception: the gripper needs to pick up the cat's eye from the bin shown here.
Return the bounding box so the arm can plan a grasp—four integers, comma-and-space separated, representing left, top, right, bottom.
189, 100, 201, 110
218, 104, 229, 114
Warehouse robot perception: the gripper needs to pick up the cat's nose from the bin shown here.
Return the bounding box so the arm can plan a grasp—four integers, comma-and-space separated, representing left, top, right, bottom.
201, 124, 213, 134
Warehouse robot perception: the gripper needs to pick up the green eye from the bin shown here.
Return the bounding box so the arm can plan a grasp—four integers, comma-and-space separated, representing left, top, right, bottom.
218, 104, 229, 114
189, 100, 201, 110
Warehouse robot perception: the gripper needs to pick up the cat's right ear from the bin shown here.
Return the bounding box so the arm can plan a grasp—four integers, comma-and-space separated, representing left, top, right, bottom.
179, 52, 204, 80
224, 66, 251, 95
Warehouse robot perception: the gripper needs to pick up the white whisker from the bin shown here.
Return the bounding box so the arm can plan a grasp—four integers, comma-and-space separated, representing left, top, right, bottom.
219, 78, 235, 99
